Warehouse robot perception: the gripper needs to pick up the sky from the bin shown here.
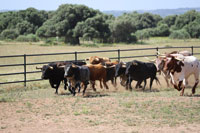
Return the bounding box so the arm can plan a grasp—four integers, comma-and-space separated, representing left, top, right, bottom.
0, 0, 200, 11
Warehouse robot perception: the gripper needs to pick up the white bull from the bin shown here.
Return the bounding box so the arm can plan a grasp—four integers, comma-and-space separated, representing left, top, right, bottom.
163, 55, 200, 96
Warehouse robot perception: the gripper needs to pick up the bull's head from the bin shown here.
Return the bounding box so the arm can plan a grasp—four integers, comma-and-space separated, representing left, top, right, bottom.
163, 55, 184, 75
64, 64, 77, 78
115, 62, 126, 77
37, 65, 54, 79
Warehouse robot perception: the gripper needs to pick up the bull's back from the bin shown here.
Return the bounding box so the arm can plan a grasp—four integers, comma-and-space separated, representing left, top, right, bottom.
182, 56, 200, 76
130, 62, 157, 80
79, 66, 90, 81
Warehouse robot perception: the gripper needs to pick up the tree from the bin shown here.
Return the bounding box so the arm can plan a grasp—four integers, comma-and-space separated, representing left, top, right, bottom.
110, 18, 137, 43
1, 29, 19, 39
169, 29, 190, 40
16, 21, 35, 35
159, 15, 177, 27
184, 21, 200, 38
155, 24, 170, 36
74, 14, 111, 43
174, 10, 198, 30
37, 4, 100, 45
0, 8, 48, 35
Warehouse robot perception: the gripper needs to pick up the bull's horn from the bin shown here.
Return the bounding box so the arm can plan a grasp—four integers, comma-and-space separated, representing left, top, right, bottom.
122, 64, 126, 68
58, 65, 65, 68
72, 64, 75, 67
49, 66, 53, 70
144, 57, 155, 63
133, 62, 138, 65
36, 66, 42, 70
158, 55, 166, 58
157, 51, 161, 55
175, 57, 183, 61
94, 58, 99, 62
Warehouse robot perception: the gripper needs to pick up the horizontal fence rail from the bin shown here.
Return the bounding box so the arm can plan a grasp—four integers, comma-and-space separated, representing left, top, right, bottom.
0, 46, 200, 86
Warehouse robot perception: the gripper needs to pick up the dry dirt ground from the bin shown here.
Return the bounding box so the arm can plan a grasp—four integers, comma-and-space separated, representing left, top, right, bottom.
1, 76, 200, 133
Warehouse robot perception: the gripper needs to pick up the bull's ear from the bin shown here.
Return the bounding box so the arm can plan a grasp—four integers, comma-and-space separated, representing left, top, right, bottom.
49, 66, 53, 70
132, 62, 138, 66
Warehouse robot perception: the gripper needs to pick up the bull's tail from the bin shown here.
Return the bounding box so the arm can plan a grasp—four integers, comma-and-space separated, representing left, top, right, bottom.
155, 76, 161, 86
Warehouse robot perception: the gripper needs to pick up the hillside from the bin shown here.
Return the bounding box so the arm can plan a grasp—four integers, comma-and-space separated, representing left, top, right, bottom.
103, 7, 200, 17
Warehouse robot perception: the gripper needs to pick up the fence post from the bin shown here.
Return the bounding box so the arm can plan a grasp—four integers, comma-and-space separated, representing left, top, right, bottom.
156, 47, 159, 57
74, 51, 77, 62
191, 46, 194, 55
118, 49, 120, 62
24, 54, 27, 87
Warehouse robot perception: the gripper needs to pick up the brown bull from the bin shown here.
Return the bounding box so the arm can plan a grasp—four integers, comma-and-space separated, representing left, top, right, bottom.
86, 56, 111, 65
86, 64, 109, 90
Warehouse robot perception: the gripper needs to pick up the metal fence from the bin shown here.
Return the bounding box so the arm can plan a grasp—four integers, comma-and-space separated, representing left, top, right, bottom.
0, 46, 200, 87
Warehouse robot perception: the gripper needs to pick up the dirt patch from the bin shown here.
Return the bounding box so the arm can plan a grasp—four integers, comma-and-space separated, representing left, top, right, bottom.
1, 76, 200, 133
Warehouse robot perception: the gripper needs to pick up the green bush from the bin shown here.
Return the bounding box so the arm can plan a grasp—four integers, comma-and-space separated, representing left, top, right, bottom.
45, 38, 53, 44
16, 34, 40, 42
135, 30, 150, 41
1, 29, 19, 40
169, 30, 190, 39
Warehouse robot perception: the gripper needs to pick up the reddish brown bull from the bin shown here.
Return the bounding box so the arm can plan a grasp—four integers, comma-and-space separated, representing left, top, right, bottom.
86, 64, 109, 90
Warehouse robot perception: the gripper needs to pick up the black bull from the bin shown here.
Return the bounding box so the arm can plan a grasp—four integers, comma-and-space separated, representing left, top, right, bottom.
64, 64, 90, 96
115, 60, 160, 90
36, 61, 86, 94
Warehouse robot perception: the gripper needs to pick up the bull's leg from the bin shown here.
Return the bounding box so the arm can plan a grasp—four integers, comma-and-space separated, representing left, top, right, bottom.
64, 79, 68, 90
91, 81, 96, 91
165, 77, 170, 87
55, 83, 60, 94
135, 81, 142, 89
143, 79, 147, 91
128, 77, 133, 91
180, 87, 185, 96
149, 78, 154, 91
67, 81, 74, 94
82, 81, 88, 96
99, 80, 103, 89
103, 78, 109, 89
192, 77, 199, 95
178, 81, 185, 96
126, 77, 131, 90
75, 83, 81, 93
111, 78, 117, 88
114, 77, 117, 86
178, 81, 183, 91
72, 87, 76, 96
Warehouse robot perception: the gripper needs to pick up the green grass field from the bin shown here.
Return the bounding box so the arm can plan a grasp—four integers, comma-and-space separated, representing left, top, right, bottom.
0, 37, 200, 132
